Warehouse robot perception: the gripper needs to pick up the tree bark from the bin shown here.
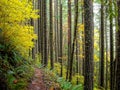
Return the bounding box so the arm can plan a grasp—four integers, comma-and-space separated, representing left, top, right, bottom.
59, 0, 63, 77
109, 1, 114, 90
100, 0, 104, 87
66, 0, 72, 80
115, 1, 120, 89
68, 0, 79, 82
49, 0, 54, 69
84, 0, 94, 90
43, 0, 48, 67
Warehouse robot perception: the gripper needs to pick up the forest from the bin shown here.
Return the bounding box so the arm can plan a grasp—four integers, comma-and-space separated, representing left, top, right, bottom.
0, 0, 120, 90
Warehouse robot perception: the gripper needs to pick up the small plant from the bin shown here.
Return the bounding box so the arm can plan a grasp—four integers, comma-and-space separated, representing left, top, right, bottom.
0, 44, 34, 90
56, 76, 84, 90
71, 74, 84, 85
57, 77, 72, 90
72, 84, 83, 90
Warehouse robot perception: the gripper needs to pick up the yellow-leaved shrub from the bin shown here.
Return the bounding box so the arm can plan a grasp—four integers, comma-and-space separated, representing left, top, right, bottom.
0, 0, 38, 57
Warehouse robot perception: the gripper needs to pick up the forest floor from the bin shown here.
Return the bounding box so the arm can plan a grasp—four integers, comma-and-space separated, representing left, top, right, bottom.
27, 68, 48, 90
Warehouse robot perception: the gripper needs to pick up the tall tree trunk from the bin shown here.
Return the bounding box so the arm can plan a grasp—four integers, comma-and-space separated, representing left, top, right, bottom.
57, 0, 60, 63
105, 4, 108, 90
40, 0, 44, 64
100, 0, 104, 87
68, 0, 78, 82
81, 0, 85, 76
66, 0, 72, 80
38, 0, 41, 54
75, 0, 79, 84
109, 1, 114, 90
49, 0, 54, 69
114, 1, 118, 89
54, 0, 58, 62
84, 0, 94, 90
38, 0, 43, 63
59, 0, 63, 77
43, 0, 48, 67
115, 1, 120, 89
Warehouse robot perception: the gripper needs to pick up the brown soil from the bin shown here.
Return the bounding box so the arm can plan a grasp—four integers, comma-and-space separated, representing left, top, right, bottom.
27, 68, 48, 90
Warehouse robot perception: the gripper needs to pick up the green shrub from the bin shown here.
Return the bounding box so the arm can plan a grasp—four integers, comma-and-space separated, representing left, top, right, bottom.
0, 44, 34, 90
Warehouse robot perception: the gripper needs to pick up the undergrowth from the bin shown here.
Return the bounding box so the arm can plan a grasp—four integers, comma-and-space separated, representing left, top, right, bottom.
39, 61, 103, 90
40, 64, 84, 90
0, 44, 34, 90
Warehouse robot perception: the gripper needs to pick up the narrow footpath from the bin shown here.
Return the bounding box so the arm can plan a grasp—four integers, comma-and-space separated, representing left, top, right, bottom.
27, 68, 47, 90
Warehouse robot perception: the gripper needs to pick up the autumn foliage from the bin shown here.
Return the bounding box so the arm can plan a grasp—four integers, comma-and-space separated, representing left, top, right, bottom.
0, 0, 38, 89
0, 0, 38, 57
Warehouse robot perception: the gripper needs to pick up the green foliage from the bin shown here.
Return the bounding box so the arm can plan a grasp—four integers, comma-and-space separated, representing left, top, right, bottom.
72, 84, 83, 90
0, 44, 34, 90
57, 77, 83, 90
6, 70, 28, 90
0, 56, 34, 90
38, 57, 104, 90
71, 74, 84, 85
94, 0, 101, 3
34, 54, 42, 67
40, 61, 84, 90
57, 77, 72, 90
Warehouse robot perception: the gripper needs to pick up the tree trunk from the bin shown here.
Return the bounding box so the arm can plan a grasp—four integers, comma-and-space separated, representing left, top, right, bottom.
84, 0, 94, 90
40, 0, 44, 64
75, 0, 79, 84
115, 1, 120, 89
54, 0, 58, 62
59, 0, 63, 77
105, 4, 108, 90
100, 0, 104, 87
68, 0, 78, 82
49, 0, 54, 69
109, 1, 114, 90
43, 0, 48, 67
66, 0, 72, 80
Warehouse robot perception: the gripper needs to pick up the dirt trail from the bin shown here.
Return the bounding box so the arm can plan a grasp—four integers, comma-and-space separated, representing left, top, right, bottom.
27, 68, 48, 90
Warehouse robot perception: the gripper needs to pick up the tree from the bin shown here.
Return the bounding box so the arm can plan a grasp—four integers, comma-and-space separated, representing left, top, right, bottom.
109, 1, 114, 90
66, 0, 72, 80
49, 0, 54, 69
43, 0, 48, 67
59, 0, 63, 77
69, 0, 79, 82
105, 2, 108, 90
38, 0, 41, 54
100, 0, 104, 88
75, 0, 79, 84
81, 0, 85, 76
54, 0, 59, 62
39, 0, 44, 64
57, 0, 60, 64
115, 1, 120, 89
84, 0, 94, 90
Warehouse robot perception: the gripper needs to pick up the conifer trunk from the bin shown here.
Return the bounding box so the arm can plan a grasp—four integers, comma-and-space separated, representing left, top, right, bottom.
84, 0, 94, 90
